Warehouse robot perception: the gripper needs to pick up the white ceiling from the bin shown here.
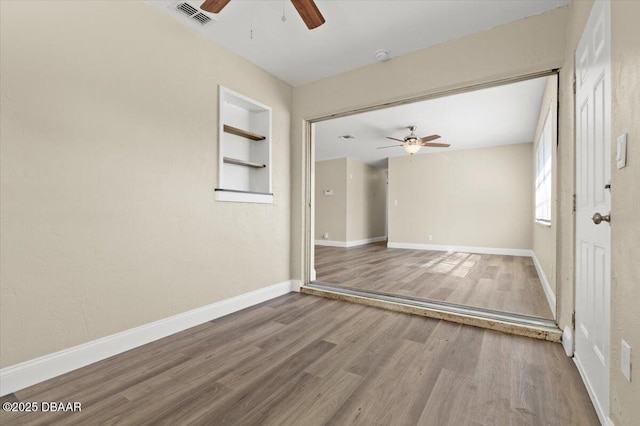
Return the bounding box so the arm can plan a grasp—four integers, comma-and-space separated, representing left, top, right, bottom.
315, 76, 550, 168
146, 0, 568, 86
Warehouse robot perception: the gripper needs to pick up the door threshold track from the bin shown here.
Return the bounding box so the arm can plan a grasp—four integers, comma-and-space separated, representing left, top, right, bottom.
302, 282, 562, 343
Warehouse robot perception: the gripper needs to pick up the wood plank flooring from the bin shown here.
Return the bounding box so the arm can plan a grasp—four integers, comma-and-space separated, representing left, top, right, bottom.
315, 242, 554, 319
0, 293, 597, 425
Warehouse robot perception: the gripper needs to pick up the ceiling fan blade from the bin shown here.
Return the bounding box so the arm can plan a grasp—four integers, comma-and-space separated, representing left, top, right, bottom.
386, 137, 406, 143
420, 142, 451, 148
290, 0, 326, 29
419, 134, 441, 143
377, 145, 404, 149
200, 0, 231, 13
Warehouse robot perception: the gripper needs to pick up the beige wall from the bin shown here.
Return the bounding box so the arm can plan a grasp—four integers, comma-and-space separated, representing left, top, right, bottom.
346, 158, 386, 242
314, 158, 386, 243
314, 158, 347, 242
532, 76, 558, 297
0, 1, 292, 367
609, 1, 640, 424
388, 144, 533, 250
292, 6, 568, 281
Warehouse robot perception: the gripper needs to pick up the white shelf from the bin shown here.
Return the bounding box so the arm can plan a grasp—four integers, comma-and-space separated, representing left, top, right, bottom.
216, 86, 272, 204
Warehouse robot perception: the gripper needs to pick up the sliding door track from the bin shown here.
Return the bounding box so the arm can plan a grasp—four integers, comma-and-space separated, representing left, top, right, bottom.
302, 282, 561, 342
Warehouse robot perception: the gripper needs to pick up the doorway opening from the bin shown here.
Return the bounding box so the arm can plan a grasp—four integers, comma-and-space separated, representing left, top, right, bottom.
305, 71, 560, 331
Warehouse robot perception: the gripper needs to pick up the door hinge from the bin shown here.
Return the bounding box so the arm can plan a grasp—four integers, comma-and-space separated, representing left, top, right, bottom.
571, 312, 576, 329
572, 74, 576, 94
572, 194, 576, 212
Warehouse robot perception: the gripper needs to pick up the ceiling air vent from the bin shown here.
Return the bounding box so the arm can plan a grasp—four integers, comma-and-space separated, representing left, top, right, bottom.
192, 12, 212, 26
175, 2, 214, 26
176, 2, 198, 17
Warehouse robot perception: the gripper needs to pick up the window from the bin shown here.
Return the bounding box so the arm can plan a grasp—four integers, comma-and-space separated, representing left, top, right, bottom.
535, 108, 552, 224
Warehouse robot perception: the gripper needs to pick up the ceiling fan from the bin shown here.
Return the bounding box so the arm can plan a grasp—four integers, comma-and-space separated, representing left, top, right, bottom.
200, 0, 325, 29
378, 125, 450, 154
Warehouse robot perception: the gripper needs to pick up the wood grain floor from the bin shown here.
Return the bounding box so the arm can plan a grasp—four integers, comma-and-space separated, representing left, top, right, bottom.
0, 293, 597, 425
315, 242, 554, 319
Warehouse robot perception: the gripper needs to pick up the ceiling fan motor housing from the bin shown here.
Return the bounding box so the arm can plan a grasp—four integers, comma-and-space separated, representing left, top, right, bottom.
406, 125, 418, 143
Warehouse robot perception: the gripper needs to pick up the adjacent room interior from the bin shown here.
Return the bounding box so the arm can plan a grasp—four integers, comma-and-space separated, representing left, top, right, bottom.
313, 74, 558, 321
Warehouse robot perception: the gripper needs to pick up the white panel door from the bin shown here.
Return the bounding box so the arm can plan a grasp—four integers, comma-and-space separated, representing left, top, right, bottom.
575, 0, 611, 422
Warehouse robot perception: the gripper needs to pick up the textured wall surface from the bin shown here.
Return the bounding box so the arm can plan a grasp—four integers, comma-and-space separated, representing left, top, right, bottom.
388, 144, 533, 250
609, 1, 640, 424
0, 1, 293, 367
314, 158, 386, 243
314, 158, 347, 242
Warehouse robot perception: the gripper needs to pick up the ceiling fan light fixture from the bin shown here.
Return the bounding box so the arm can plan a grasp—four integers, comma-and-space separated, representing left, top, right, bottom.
404, 144, 421, 155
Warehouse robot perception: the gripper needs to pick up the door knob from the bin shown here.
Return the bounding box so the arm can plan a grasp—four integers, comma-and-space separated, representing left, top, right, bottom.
592, 212, 611, 225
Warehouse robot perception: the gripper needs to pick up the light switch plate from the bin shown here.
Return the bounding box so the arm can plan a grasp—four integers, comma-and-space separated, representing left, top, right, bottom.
621, 340, 632, 382
617, 133, 627, 169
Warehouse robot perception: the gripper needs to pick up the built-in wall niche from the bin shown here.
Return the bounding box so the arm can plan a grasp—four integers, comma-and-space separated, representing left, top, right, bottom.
215, 86, 273, 203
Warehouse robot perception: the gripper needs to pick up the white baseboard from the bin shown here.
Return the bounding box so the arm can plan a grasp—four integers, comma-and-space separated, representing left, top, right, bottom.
386, 242, 532, 257
562, 326, 574, 357
0, 280, 298, 397
315, 236, 386, 248
290, 280, 302, 292
531, 252, 557, 319
346, 236, 387, 247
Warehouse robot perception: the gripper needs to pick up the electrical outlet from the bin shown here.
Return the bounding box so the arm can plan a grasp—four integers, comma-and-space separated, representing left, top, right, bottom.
428, 235, 433, 241
621, 340, 632, 381
394, 200, 398, 206
323, 232, 329, 240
